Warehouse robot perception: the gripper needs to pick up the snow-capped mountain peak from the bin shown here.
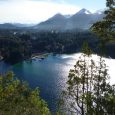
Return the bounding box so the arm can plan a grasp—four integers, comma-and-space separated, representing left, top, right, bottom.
34, 8, 104, 31
77, 8, 91, 14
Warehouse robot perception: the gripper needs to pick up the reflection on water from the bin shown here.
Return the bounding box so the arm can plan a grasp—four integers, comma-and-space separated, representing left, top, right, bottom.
0, 53, 115, 112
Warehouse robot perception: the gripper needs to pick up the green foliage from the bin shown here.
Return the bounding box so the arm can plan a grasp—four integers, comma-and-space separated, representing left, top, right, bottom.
0, 71, 51, 115
81, 41, 92, 56
0, 36, 31, 64
91, 0, 115, 42
91, 0, 115, 57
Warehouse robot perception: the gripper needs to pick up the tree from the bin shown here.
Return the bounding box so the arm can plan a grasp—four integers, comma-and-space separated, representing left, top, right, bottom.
91, 0, 115, 41
91, 0, 115, 57
91, 0, 115, 51
62, 44, 115, 115
0, 71, 51, 115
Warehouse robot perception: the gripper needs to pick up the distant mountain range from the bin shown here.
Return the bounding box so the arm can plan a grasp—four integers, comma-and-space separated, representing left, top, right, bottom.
0, 23, 35, 29
34, 8, 104, 31
0, 8, 105, 31
0, 23, 17, 29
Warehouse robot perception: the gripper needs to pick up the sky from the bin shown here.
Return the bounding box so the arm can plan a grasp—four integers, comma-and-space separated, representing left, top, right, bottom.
0, 0, 106, 24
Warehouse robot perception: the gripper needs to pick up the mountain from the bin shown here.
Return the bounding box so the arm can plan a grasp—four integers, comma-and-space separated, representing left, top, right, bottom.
0, 23, 35, 29
34, 8, 104, 31
13, 23, 35, 27
68, 9, 104, 29
67, 9, 93, 30
77, 8, 91, 15
34, 13, 67, 31
0, 23, 17, 29
0, 8, 104, 31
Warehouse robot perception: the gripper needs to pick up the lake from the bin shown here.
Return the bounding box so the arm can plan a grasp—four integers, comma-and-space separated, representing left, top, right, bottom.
0, 53, 115, 112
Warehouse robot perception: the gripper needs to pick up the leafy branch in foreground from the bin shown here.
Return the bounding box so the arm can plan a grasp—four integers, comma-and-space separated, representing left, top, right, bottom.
0, 71, 51, 115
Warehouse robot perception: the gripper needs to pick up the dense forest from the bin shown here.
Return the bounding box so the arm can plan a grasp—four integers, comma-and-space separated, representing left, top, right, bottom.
0, 29, 115, 64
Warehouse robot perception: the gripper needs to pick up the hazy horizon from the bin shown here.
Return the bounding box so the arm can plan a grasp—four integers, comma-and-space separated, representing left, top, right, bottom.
0, 0, 106, 24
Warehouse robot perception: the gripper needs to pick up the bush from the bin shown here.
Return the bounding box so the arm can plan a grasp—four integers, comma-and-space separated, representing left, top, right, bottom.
0, 71, 51, 115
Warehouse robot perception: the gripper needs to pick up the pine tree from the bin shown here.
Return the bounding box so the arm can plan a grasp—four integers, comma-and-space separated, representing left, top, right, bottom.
91, 0, 115, 57
91, 0, 115, 42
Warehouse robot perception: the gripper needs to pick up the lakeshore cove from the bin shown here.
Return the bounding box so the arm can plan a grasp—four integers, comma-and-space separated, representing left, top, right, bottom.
0, 53, 115, 112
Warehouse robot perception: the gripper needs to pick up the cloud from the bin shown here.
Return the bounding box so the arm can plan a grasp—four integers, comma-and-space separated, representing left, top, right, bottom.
0, 0, 80, 23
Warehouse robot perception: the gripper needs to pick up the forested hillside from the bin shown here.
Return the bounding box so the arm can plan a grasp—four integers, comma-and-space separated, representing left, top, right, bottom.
0, 29, 115, 64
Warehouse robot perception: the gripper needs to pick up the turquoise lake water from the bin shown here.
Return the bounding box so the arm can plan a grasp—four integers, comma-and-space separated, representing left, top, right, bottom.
0, 53, 115, 112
